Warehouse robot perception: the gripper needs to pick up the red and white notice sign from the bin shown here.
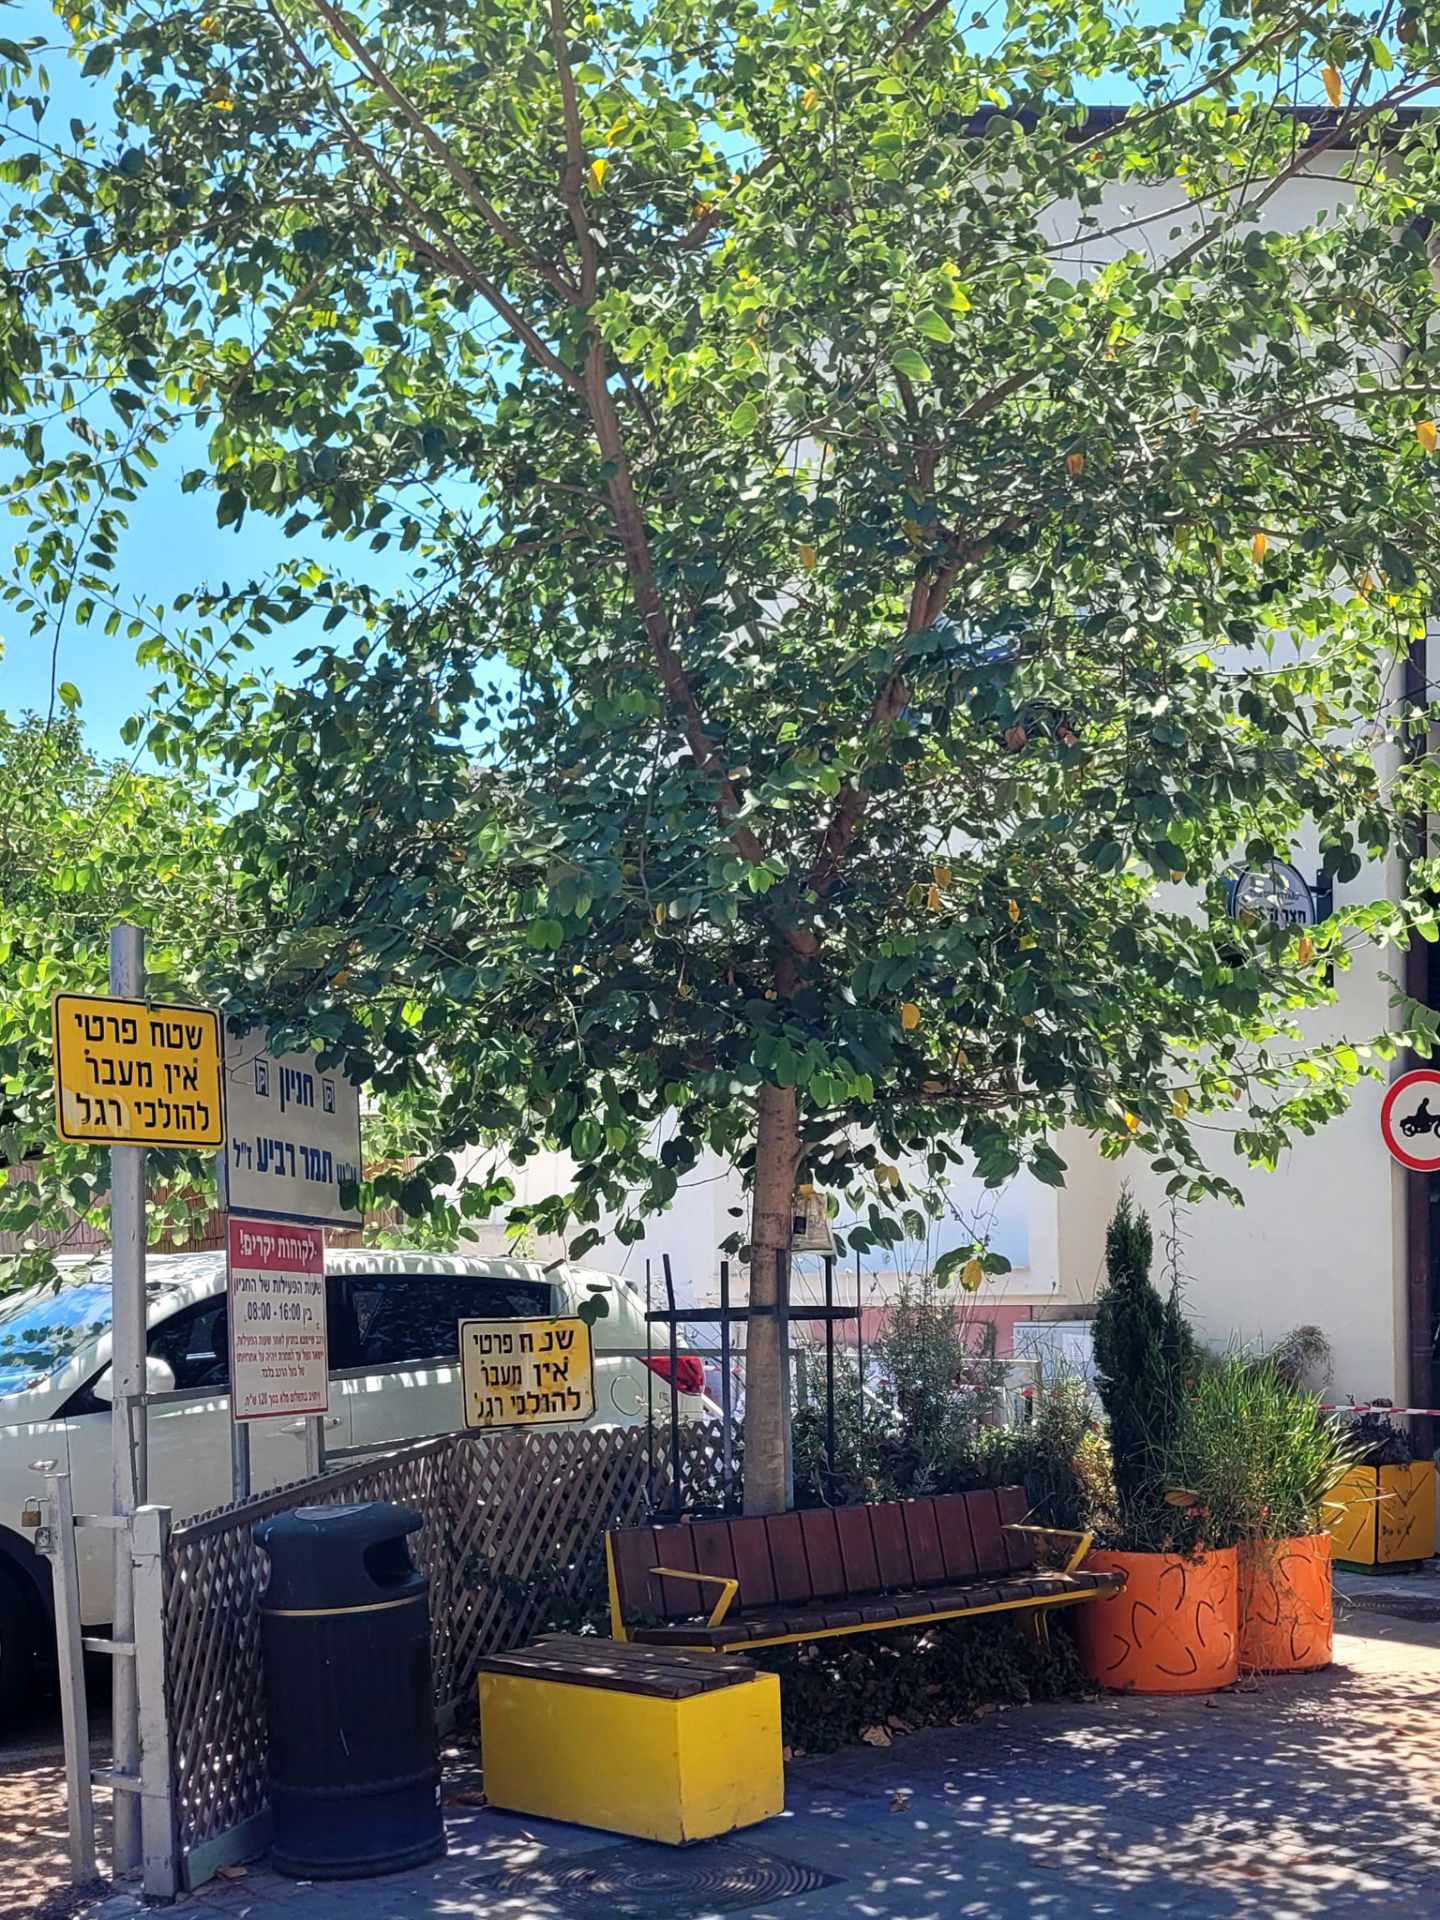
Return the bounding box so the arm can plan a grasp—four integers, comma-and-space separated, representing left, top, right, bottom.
227, 1214, 329, 1421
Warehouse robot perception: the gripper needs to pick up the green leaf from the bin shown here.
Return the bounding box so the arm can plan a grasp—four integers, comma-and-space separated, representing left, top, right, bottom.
915, 309, 955, 345
728, 397, 759, 434
891, 348, 932, 384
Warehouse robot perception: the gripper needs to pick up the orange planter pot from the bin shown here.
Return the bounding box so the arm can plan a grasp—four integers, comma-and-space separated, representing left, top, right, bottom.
1074, 1547, 1238, 1694
1238, 1534, 1332, 1674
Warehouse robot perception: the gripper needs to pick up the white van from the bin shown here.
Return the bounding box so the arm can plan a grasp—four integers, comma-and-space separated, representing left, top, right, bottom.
0, 1249, 707, 1710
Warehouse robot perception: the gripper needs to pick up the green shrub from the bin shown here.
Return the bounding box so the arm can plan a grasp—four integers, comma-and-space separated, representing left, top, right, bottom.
753, 1613, 1091, 1754
792, 1275, 1003, 1505
1091, 1190, 1196, 1549
976, 1370, 1116, 1534
1165, 1355, 1359, 1547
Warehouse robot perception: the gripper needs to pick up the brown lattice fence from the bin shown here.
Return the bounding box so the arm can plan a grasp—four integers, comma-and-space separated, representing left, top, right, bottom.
161, 1424, 721, 1887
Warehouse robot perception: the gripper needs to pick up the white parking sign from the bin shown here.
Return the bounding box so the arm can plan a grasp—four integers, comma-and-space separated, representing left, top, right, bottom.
224, 1032, 363, 1227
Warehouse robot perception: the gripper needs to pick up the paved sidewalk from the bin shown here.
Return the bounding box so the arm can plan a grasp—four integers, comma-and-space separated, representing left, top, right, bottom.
114, 1597, 1440, 1920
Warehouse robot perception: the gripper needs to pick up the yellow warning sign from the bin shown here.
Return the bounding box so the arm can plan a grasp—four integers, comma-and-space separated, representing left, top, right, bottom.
52, 992, 224, 1148
460, 1316, 596, 1430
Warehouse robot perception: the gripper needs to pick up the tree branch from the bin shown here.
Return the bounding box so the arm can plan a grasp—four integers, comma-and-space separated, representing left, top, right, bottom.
888, 0, 951, 54
808, 511, 1025, 900
547, 0, 599, 302
679, 155, 780, 251
310, 0, 581, 304
278, 0, 582, 387
578, 336, 819, 957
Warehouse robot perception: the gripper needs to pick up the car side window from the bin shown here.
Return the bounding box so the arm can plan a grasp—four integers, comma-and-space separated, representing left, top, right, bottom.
338, 1275, 552, 1369
148, 1298, 231, 1393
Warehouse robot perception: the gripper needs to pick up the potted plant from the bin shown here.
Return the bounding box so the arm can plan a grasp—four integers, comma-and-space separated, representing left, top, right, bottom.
1073, 1195, 1239, 1695
1327, 1411, 1438, 1569
1166, 1358, 1357, 1674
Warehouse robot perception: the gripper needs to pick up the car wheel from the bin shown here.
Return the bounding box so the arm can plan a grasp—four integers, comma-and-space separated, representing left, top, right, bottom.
0, 1562, 40, 1718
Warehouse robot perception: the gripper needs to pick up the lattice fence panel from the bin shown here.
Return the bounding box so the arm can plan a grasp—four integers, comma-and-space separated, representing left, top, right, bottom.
162, 1424, 722, 1864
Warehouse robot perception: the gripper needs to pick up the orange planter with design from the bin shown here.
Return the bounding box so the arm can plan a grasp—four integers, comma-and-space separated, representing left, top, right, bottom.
1238, 1534, 1333, 1673
1074, 1547, 1238, 1694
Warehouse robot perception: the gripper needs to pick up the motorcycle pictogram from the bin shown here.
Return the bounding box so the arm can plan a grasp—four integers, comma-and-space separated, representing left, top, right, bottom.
1400, 1098, 1440, 1140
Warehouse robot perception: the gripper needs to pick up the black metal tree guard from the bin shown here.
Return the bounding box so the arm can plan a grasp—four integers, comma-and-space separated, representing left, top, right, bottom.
645, 1247, 859, 1518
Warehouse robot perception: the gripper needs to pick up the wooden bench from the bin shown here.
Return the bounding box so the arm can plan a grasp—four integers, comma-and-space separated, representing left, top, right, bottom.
605, 1486, 1122, 1653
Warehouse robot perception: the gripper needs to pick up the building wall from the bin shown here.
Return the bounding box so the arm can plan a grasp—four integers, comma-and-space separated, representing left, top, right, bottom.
1051, 803, 1412, 1403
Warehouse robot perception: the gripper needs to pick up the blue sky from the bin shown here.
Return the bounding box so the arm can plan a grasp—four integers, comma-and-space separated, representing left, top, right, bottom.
2, 445, 364, 752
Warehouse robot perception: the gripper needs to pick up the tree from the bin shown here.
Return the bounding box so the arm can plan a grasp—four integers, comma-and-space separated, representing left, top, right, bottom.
5, 3, 1440, 1509
0, 710, 244, 1287
1091, 1189, 1195, 1548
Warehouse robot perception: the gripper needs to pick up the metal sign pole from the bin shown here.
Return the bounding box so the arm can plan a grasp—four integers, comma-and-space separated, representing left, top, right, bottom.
217, 1143, 252, 1504
108, 923, 146, 1878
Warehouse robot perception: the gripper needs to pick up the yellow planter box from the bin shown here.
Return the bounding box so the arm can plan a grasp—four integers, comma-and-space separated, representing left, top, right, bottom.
1327, 1461, 1437, 1566
478, 1636, 783, 1846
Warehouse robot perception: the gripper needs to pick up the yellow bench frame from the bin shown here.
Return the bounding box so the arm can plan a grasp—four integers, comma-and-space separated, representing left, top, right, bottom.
606, 1523, 1097, 1653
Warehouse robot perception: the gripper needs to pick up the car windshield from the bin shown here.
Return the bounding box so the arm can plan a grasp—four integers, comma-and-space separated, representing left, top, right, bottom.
0, 1278, 116, 1396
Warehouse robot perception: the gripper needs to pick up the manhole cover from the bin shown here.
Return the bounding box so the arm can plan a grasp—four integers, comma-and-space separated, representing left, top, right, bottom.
1342, 1593, 1440, 1622
465, 1840, 842, 1917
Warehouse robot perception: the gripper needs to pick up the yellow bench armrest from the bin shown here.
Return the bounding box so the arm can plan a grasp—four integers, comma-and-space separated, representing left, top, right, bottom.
650, 1567, 740, 1629
1003, 1524, 1095, 1573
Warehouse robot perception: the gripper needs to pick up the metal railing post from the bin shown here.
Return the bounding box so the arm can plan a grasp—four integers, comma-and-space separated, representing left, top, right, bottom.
131, 1504, 179, 1900
719, 1259, 733, 1511
824, 1253, 837, 1491
34, 1465, 97, 1884
109, 922, 146, 1877
662, 1253, 681, 1518
776, 1247, 793, 1510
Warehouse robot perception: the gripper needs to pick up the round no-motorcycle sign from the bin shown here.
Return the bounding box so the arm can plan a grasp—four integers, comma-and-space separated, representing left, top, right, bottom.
1380, 1069, 1440, 1172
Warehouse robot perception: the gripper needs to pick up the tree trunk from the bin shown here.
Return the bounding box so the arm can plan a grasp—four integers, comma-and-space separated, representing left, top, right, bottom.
744, 1080, 800, 1514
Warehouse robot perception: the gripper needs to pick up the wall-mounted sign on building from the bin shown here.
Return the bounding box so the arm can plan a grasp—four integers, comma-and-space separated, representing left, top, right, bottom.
460, 1316, 595, 1430
1225, 859, 1326, 930
1381, 1068, 1440, 1174
223, 1031, 362, 1227
52, 991, 225, 1148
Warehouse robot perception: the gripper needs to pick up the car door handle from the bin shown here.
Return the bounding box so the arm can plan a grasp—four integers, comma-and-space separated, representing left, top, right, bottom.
283, 1416, 343, 1435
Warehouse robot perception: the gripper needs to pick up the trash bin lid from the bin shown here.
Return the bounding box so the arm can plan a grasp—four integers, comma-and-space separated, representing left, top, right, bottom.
256, 1501, 426, 1611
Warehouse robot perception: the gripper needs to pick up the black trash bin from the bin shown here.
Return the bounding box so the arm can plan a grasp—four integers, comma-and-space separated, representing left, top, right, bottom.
255, 1502, 445, 1879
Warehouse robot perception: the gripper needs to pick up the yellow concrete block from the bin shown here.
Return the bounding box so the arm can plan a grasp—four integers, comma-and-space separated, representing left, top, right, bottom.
1327, 1466, 1379, 1563
1328, 1462, 1438, 1564
1378, 1462, 1437, 1564
478, 1667, 784, 1845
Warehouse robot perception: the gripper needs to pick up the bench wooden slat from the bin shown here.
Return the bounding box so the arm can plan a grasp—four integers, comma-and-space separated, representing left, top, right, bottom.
901, 1499, 945, 1584
834, 1504, 880, 1594
799, 1508, 846, 1598
932, 1493, 980, 1579
966, 1489, 1006, 1572
870, 1502, 914, 1588
691, 1517, 740, 1602
729, 1516, 779, 1609
654, 1520, 701, 1616
997, 1485, 1036, 1571
612, 1524, 663, 1620
765, 1512, 813, 1604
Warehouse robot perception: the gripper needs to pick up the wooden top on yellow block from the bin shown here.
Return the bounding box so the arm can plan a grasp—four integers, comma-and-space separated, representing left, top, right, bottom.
478, 1634, 759, 1699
